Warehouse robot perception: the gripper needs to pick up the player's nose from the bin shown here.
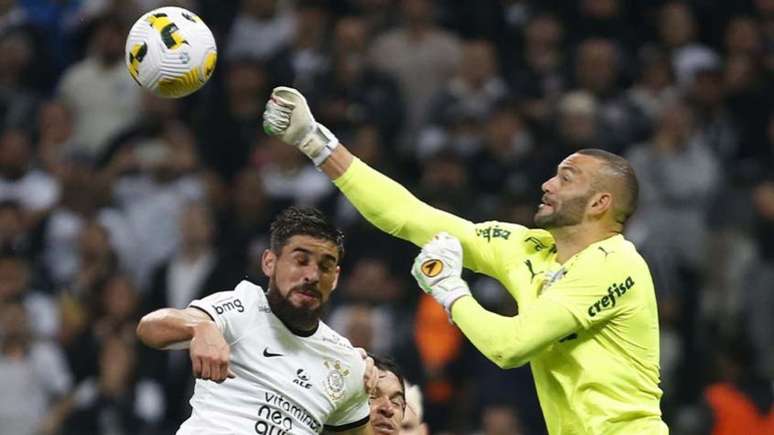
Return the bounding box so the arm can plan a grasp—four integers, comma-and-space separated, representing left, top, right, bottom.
301, 264, 321, 283
542, 176, 557, 194
375, 398, 395, 417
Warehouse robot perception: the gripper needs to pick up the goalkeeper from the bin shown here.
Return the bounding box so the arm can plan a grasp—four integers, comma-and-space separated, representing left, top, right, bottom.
263, 87, 668, 434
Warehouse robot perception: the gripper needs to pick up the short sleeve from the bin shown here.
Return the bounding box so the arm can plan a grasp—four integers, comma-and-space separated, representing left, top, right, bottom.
324, 355, 370, 431
188, 282, 256, 344
541, 254, 638, 330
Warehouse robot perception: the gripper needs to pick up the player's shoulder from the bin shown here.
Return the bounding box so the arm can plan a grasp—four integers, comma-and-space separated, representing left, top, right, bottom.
315, 322, 365, 365
579, 235, 652, 286
591, 235, 647, 267
198, 280, 267, 315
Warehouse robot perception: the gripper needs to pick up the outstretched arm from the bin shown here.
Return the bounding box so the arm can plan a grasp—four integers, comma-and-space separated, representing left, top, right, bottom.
136, 307, 212, 350
263, 87, 521, 276
137, 307, 234, 382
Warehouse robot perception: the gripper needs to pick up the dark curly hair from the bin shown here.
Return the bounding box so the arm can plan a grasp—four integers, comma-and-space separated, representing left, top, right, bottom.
269, 207, 345, 260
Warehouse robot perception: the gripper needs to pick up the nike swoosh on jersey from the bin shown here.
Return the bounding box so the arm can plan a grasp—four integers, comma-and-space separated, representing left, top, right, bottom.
263, 347, 284, 358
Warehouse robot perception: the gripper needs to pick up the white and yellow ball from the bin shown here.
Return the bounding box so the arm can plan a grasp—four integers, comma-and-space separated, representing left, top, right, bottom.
125, 6, 217, 98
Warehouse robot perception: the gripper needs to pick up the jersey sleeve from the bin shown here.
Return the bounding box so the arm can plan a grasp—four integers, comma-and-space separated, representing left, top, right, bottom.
323, 354, 370, 432
188, 283, 255, 345
334, 157, 528, 277
540, 253, 639, 330
451, 294, 581, 368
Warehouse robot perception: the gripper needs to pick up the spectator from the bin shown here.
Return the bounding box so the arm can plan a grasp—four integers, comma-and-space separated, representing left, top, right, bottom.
626, 99, 721, 294
268, 0, 332, 91
194, 57, 270, 180
573, 37, 645, 151
510, 13, 567, 128
57, 14, 142, 160
417, 39, 509, 159
106, 129, 205, 289
0, 128, 60, 225
256, 135, 335, 207
0, 31, 40, 131
467, 105, 541, 214
225, 0, 296, 62
0, 200, 28, 255
702, 338, 774, 435
626, 46, 678, 130
0, 254, 59, 338
400, 383, 429, 435
369, 0, 462, 149
0, 302, 73, 435
63, 334, 164, 435
311, 16, 404, 146
472, 402, 525, 435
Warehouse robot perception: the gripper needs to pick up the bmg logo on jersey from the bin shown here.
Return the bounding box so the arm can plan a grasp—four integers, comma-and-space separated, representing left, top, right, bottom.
214, 298, 244, 314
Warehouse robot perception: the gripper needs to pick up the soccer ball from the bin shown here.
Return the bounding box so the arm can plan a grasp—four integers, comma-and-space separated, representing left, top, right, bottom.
125, 6, 217, 98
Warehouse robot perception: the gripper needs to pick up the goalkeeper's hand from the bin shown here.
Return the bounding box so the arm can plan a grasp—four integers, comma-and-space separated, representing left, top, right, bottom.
262, 86, 339, 166
411, 232, 471, 314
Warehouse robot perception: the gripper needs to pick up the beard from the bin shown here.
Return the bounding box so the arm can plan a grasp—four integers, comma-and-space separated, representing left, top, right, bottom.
266, 278, 327, 333
534, 192, 591, 229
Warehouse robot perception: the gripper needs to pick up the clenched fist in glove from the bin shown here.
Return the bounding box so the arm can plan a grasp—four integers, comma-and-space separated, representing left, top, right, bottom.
411, 232, 472, 314
262, 86, 339, 166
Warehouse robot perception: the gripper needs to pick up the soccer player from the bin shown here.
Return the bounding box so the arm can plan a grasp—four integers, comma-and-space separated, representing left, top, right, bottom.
263, 87, 669, 434
367, 355, 407, 435
137, 207, 375, 434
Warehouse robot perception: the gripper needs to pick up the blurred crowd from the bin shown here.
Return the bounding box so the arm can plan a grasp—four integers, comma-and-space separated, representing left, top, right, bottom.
0, 0, 772, 434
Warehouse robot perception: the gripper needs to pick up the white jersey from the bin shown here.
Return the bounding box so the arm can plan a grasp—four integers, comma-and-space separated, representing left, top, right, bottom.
177, 280, 370, 435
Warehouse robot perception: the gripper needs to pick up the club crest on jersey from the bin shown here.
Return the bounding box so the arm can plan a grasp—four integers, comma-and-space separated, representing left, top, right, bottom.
323, 359, 349, 401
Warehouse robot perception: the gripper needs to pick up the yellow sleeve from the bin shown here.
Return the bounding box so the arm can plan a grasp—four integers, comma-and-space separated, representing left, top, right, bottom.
334, 157, 527, 276
450, 295, 580, 369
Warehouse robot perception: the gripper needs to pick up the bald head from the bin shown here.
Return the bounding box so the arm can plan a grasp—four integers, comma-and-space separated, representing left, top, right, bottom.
576, 148, 639, 224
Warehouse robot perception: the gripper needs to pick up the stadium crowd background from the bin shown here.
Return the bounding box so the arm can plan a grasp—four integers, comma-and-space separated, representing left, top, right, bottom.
0, 0, 772, 434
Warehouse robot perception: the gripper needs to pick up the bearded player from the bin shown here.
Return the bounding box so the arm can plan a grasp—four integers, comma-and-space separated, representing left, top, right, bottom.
137, 207, 376, 434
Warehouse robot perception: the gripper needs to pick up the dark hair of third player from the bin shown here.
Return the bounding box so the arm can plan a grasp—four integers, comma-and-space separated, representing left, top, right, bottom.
269, 206, 345, 261
369, 353, 407, 403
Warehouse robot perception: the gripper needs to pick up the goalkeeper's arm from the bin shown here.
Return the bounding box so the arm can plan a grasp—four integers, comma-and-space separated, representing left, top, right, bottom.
263, 87, 497, 273
450, 296, 580, 368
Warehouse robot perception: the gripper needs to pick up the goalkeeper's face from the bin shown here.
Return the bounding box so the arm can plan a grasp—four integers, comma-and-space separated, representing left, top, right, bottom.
262, 235, 340, 327
534, 154, 597, 229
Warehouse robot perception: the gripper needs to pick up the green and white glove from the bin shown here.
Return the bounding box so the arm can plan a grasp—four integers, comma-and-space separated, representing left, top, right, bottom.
411, 232, 471, 314
262, 86, 339, 166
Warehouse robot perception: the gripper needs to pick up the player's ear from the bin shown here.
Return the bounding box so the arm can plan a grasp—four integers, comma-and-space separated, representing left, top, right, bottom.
261, 249, 277, 277
588, 191, 612, 217
331, 265, 341, 291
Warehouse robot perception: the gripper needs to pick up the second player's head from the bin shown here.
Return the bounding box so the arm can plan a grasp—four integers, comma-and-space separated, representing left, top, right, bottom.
368, 355, 407, 435
534, 149, 639, 232
261, 207, 344, 333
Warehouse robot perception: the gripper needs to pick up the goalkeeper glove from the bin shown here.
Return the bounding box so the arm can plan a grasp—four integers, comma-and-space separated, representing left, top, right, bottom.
411, 232, 471, 314
262, 86, 339, 166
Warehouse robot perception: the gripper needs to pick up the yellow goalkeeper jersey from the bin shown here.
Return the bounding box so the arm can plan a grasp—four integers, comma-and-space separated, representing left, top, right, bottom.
334, 158, 668, 435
